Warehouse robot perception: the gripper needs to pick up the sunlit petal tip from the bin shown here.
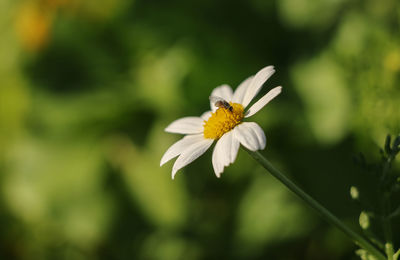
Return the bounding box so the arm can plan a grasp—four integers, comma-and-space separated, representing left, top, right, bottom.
171, 138, 214, 178
212, 149, 223, 177
213, 165, 224, 178
250, 123, 266, 150
160, 134, 205, 166
261, 138, 266, 150
171, 169, 178, 180
245, 86, 282, 118
160, 151, 174, 166
241, 66, 276, 108
160, 145, 178, 166
234, 122, 266, 151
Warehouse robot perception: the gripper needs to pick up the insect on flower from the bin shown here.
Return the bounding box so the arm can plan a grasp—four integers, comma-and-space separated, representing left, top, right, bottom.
209, 96, 233, 112
161, 65, 282, 179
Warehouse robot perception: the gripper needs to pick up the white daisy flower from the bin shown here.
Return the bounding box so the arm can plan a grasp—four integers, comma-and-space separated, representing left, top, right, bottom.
161, 66, 282, 179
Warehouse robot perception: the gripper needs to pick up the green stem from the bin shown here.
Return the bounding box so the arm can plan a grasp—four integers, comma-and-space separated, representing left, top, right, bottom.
383, 194, 394, 260
393, 248, 400, 260
246, 150, 386, 260
381, 150, 396, 260
386, 243, 394, 260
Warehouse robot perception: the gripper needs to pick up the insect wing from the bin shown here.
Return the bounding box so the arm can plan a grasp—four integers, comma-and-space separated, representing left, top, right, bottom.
209, 96, 226, 104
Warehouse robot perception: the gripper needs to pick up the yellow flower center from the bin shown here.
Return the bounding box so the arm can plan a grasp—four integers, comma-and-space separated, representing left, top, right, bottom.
203, 102, 244, 139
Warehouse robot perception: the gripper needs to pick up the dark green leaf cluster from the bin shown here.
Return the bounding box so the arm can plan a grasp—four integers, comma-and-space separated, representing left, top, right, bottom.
380, 135, 400, 193
352, 134, 400, 259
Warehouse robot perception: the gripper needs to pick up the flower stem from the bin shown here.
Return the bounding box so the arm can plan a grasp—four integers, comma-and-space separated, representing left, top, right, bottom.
246, 150, 386, 260
383, 193, 394, 260
381, 152, 395, 260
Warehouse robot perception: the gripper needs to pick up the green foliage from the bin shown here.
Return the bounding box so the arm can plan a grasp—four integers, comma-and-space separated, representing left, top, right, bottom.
352, 135, 400, 259
357, 249, 379, 260
0, 0, 399, 259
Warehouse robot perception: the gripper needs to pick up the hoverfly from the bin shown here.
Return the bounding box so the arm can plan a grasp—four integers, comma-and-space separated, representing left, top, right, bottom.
209, 96, 233, 112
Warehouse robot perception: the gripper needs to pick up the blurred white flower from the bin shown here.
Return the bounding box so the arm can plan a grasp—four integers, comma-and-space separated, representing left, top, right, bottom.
161, 66, 282, 179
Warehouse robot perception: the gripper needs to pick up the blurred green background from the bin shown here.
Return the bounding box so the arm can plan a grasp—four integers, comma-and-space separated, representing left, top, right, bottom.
1, 0, 399, 259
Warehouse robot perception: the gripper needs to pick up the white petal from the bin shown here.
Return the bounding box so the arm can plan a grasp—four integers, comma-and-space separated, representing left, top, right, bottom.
232, 75, 253, 104
212, 131, 239, 177
201, 111, 212, 121
212, 133, 230, 177
226, 131, 240, 165
172, 138, 213, 179
245, 86, 282, 118
210, 84, 233, 111
212, 140, 226, 178
160, 134, 205, 166
165, 117, 204, 134
233, 122, 266, 151
241, 66, 275, 108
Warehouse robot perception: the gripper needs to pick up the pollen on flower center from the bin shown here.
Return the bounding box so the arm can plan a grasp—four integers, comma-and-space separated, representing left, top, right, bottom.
203, 103, 244, 139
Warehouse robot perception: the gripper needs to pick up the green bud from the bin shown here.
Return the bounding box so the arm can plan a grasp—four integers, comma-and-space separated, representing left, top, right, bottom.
359, 211, 369, 230
350, 186, 359, 200
356, 249, 378, 260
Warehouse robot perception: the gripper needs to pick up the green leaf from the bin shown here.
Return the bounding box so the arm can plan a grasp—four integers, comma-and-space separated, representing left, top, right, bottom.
356, 249, 378, 260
